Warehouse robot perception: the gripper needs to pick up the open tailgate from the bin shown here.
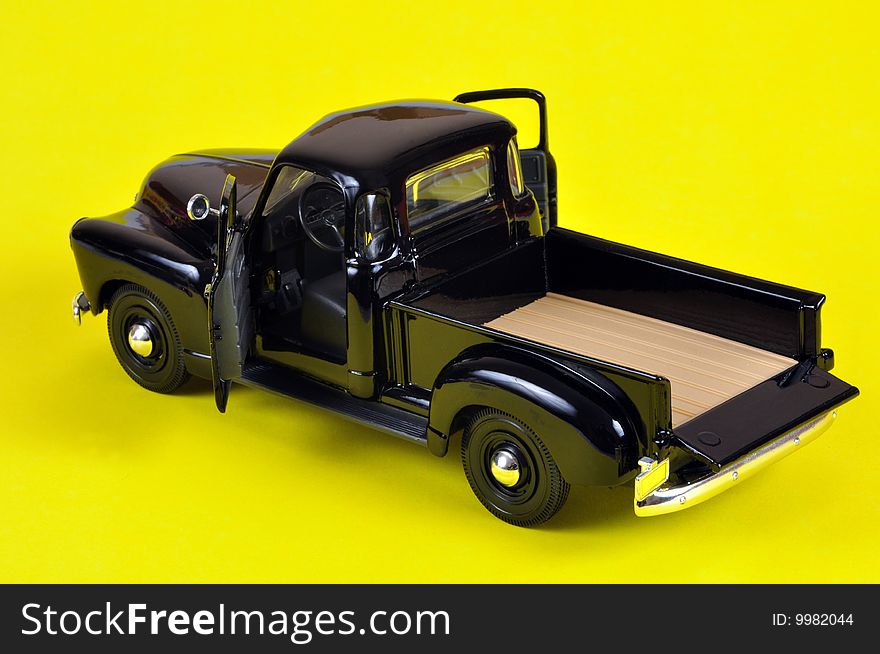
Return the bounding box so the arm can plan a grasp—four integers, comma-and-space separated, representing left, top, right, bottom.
673, 364, 858, 467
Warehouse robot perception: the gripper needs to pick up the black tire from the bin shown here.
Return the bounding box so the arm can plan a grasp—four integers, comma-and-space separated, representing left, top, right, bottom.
461, 408, 570, 527
107, 284, 189, 394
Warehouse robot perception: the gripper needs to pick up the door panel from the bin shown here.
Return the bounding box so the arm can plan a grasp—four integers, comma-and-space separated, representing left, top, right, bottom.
519, 149, 556, 231
207, 174, 253, 412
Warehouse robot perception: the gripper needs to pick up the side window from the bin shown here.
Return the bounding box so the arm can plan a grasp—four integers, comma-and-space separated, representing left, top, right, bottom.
354, 192, 394, 262
507, 138, 527, 198
405, 147, 493, 233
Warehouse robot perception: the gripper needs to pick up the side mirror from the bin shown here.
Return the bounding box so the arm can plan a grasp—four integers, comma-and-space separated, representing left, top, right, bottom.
186, 194, 218, 221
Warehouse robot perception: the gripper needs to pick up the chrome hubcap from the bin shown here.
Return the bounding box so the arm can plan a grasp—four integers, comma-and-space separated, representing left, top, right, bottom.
490, 447, 522, 488
127, 321, 155, 358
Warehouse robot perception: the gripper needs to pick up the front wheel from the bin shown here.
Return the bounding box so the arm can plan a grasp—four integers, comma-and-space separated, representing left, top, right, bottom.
461, 408, 570, 527
107, 284, 189, 394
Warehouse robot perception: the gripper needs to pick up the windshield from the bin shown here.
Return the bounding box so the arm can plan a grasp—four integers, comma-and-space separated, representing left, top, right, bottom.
263, 166, 317, 215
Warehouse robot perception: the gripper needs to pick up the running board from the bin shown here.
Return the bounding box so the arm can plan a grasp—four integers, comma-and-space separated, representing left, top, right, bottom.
240, 359, 429, 445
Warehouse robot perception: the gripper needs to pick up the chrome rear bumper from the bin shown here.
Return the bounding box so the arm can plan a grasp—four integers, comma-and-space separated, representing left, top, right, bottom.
635, 411, 836, 517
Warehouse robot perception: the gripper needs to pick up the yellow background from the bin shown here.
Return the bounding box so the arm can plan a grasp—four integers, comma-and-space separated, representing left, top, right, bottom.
0, 1, 877, 583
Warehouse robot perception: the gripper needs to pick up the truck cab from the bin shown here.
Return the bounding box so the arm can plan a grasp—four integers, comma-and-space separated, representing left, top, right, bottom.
209, 98, 548, 407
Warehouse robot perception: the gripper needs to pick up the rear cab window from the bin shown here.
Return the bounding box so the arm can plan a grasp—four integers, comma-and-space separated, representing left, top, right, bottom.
405, 147, 493, 233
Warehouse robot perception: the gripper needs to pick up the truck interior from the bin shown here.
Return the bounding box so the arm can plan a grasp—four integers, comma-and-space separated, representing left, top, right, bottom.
254, 165, 348, 363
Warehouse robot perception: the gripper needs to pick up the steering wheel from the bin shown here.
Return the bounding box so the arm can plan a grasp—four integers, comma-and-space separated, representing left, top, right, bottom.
298, 182, 346, 253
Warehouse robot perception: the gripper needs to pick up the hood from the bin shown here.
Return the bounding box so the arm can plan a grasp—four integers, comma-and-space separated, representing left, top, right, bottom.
134, 149, 278, 241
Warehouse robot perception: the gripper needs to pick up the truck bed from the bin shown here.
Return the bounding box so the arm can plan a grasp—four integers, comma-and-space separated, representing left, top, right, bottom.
396, 229, 852, 466
484, 293, 796, 427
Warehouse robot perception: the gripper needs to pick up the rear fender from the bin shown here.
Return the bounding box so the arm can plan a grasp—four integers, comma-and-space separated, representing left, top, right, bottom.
427, 344, 645, 486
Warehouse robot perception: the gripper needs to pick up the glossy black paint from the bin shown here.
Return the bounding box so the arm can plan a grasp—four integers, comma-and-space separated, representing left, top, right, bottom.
674, 363, 858, 467
406, 235, 546, 324
455, 89, 549, 148
389, 235, 673, 485
274, 101, 514, 194
71, 90, 858, 499
69, 150, 275, 378
546, 228, 825, 359
454, 88, 558, 229
241, 359, 428, 444
70, 212, 214, 378
428, 344, 646, 486
207, 175, 249, 412
398, 236, 673, 450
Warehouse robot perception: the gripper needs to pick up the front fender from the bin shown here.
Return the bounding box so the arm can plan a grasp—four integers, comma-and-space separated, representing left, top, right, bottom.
427, 344, 645, 486
70, 209, 214, 368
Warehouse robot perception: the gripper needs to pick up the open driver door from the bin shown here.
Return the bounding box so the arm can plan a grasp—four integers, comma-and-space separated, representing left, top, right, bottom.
204, 174, 253, 412
454, 88, 557, 231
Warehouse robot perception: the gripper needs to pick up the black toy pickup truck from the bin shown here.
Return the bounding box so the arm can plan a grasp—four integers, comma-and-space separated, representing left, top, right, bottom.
71, 89, 858, 526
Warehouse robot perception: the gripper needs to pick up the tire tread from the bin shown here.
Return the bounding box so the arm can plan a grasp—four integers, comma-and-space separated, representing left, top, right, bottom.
461, 407, 570, 527
107, 283, 190, 394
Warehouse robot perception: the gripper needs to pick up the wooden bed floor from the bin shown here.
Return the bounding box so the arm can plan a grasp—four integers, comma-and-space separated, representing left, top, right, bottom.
484, 293, 796, 427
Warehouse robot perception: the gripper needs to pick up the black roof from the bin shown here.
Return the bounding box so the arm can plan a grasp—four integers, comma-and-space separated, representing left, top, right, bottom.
276, 101, 515, 190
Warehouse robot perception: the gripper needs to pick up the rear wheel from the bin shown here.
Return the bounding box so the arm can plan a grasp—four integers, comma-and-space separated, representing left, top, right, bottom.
107, 284, 189, 394
461, 408, 570, 527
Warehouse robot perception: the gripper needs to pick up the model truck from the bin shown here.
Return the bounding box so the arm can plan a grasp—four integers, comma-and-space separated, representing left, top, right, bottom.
70, 89, 858, 526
